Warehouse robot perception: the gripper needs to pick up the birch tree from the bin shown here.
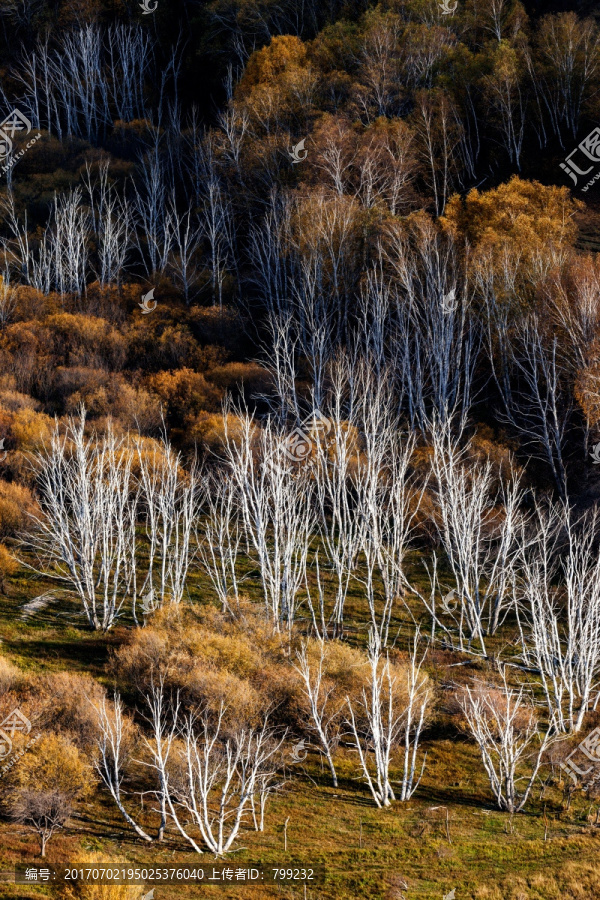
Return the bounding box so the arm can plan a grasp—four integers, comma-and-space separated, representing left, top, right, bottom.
518, 502, 600, 733
346, 631, 430, 807
92, 694, 154, 842
428, 423, 524, 654
459, 670, 556, 813
222, 410, 316, 629
136, 439, 202, 609
28, 415, 136, 631
293, 641, 343, 787
147, 699, 284, 855
199, 471, 243, 613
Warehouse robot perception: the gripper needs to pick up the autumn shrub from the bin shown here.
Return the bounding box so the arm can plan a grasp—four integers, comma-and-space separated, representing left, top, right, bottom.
13, 286, 48, 322
209, 361, 273, 397
3, 733, 95, 856
0, 320, 53, 394
125, 318, 206, 371
41, 313, 128, 370
0, 373, 41, 412
112, 602, 295, 729
39, 672, 105, 750
79, 283, 129, 324
63, 370, 162, 433
4, 732, 94, 796
189, 410, 252, 454
184, 667, 264, 728
148, 367, 223, 426
9, 406, 54, 451
182, 629, 260, 678
187, 305, 245, 353
0, 480, 39, 536
111, 627, 170, 691
0, 543, 18, 591
441, 177, 580, 256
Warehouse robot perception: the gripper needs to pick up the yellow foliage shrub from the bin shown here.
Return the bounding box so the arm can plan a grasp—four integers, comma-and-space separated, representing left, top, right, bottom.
0, 543, 17, 591
10, 406, 54, 451
0, 480, 38, 536
4, 732, 95, 799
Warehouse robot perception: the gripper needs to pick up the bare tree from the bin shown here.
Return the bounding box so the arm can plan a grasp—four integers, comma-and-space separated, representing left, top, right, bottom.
9, 790, 73, 857
385, 215, 477, 432
354, 384, 421, 646
136, 438, 201, 609
293, 641, 342, 787
459, 669, 556, 813
168, 199, 202, 304
133, 134, 173, 277
222, 409, 316, 629
199, 470, 243, 613
492, 315, 570, 500
483, 44, 527, 170
428, 423, 524, 655
313, 356, 362, 635
355, 11, 402, 122
529, 13, 600, 143
50, 187, 90, 296
412, 89, 462, 217
147, 699, 284, 855
518, 502, 600, 733
346, 631, 430, 807
84, 160, 132, 288
91, 694, 154, 842
28, 414, 136, 631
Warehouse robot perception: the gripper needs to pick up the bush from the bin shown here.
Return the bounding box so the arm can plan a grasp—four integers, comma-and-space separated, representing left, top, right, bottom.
0, 480, 38, 536
0, 543, 18, 591
148, 367, 223, 425
39, 672, 105, 750
4, 733, 95, 857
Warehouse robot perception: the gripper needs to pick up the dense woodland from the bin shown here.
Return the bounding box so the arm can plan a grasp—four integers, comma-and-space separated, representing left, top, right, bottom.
2, 0, 600, 898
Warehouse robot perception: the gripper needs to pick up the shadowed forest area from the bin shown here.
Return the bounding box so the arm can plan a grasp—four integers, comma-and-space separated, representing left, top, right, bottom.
2, 0, 600, 898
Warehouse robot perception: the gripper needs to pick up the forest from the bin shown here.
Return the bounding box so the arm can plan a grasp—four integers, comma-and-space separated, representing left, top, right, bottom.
2, 0, 600, 898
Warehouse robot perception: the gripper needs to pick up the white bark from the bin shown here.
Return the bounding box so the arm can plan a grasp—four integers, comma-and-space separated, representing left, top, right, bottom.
459, 669, 556, 813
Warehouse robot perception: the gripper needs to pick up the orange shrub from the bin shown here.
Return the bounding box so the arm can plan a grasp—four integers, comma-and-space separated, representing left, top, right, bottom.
148, 367, 223, 424
0, 480, 39, 536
